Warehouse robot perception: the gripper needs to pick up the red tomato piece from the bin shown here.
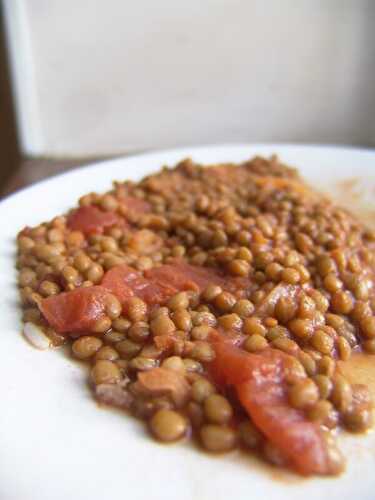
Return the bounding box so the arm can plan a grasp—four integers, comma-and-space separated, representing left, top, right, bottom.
120, 196, 151, 215
145, 264, 200, 293
210, 341, 283, 387
145, 261, 235, 293
210, 342, 341, 475
101, 264, 173, 306
67, 206, 122, 235
39, 286, 109, 335
136, 282, 175, 306
101, 265, 140, 304
102, 261, 251, 309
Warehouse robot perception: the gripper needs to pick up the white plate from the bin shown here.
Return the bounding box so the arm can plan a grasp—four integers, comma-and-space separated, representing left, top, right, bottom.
1, 144, 375, 500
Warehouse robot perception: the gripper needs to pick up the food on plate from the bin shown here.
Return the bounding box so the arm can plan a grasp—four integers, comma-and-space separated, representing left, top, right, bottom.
16, 156, 375, 476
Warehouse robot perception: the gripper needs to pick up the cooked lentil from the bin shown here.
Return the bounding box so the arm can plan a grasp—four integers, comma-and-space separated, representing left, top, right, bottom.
149, 409, 187, 442
289, 379, 320, 410
204, 394, 233, 424
16, 155, 375, 477
200, 425, 237, 452
72, 336, 103, 359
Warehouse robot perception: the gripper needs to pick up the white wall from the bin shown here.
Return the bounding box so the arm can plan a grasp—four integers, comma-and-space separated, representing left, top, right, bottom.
4, 0, 375, 157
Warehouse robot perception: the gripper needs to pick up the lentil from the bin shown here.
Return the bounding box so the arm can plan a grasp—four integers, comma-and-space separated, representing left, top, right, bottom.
307, 400, 335, 423
343, 407, 373, 433
72, 336, 103, 359
92, 316, 112, 333
244, 334, 268, 352
288, 318, 313, 340
191, 378, 216, 403
191, 341, 215, 362
200, 425, 237, 452
331, 291, 354, 315
232, 299, 254, 318
331, 375, 353, 413
218, 313, 242, 330
298, 351, 317, 376
19, 268, 37, 287
95, 346, 119, 361
161, 356, 186, 374
104, 294, 122, 320
91, 360, 121, 384
150, 315, 176, 336
214, 292, 236, 312
201, 284, 222, 302
289, 378, 319, 409
310, 329, 334, 355
318, 356, 336, 377
337, 337, 351, 361
281, 267, 300, 284
112, 317, 131, 332
86, 263, 104, 283
167, 292, 189, 311
187, 401, 204, 427
129, 357, 156, 371
116, 339, 142, 359
243, 317, 266, 337
39, 280, 60, 297
150, 409, 187, 442
191, 325, 212, 341
275, 296, 298, 324
313, 374, 333, 399
204, 394, 233, 424
360, 316, 375, 339
227, 259, 250, 276
127, 298, 147, 322
309, 290, 329, 312
363, 339, 375, 354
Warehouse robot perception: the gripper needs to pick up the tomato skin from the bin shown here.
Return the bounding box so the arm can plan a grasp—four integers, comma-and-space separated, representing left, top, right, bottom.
119, 196, 151, 215
144, 264, 199, 293
210, 342, 340, 476
101, 264, 171, 306
236, 380, 331, 476
102, 262, 228, 308
67, 206, 122, 235
101, 265, 138, 305
210, 341, 283, 386
39, 286, 109, 335
145, 260, 249, 294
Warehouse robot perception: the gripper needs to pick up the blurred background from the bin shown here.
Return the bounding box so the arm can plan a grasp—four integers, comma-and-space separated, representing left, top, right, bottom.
1, 0, 374, 197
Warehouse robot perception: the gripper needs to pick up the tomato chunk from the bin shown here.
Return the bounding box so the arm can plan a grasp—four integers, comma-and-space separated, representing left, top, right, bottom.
210, 342, 343, 475
101, 265, 137, 304
102, 261, 225, 308
102, 260, 250, 309
101, 264, 173, 306
67, 206, 122, 235
120, 196, 151, 215
145, 264, 201, 293
145, 260, 244, 293
39, 286, 109, 335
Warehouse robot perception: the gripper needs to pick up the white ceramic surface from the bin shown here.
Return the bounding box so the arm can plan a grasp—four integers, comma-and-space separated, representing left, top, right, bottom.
1, 144, 375, 500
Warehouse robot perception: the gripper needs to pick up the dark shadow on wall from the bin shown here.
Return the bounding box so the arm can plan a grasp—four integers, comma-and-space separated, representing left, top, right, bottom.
0, 4, 20, 193
349, 0, 375, 147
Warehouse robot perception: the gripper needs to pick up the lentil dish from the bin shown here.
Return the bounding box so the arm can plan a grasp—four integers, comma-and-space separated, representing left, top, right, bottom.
17, 156, 375, 476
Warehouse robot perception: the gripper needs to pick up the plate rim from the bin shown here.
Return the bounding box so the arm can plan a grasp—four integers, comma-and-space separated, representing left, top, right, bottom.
2, 141, 375, 208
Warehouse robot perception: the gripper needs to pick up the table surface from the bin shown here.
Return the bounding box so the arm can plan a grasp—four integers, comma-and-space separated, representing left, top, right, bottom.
1, 157, 112, 198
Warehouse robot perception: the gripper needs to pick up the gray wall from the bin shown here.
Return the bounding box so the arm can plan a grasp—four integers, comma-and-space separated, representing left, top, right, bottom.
4, 0, 375, 157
